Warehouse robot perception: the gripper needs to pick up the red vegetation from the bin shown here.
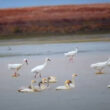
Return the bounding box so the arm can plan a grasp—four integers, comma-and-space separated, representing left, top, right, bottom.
0, 4, 110, 35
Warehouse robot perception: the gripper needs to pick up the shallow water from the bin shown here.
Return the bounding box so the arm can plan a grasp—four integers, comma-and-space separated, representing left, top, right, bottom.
0, 42, 110, 110
0, 42, 110, 57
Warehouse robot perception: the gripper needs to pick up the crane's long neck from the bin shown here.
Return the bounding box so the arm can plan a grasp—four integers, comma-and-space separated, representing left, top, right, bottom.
72, 76, 75, 86
76, 48, 78, 54
43, 60, 48, 68
106, 59, 110, 65
75, 48, 78, 52
31, 82, 35, 90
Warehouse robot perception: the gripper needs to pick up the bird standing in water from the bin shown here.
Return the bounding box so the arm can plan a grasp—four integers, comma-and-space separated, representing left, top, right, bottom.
64, 48, 78, 62
8, 59, 28, 77
31, 58, 51, 78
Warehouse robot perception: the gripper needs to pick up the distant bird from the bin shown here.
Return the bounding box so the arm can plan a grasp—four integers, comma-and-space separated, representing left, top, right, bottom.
31, 58, 51, 78
56, 74, 77, 90
64, 48, 78, 62
8, 47, 12, 51
90, 58, 110, 74
8, 59, 28, 77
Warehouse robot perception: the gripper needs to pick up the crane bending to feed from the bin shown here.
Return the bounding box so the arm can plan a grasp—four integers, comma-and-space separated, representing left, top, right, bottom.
8, 59, 28, 77
90, 58, 110, 74
56, 74, 77, 90
31, 58, 51, 78
64, 48, 78, 62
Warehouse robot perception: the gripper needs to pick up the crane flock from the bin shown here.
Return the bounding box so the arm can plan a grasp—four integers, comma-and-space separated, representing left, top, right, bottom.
8, 47, 110, 93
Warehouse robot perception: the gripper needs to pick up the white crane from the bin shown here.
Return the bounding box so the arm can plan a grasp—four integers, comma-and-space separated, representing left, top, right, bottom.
64, 48, 78, 62
8, 59, 28, 77
90, 58, 110, 74
56, 74, 77, 90
31, 58, 51, 78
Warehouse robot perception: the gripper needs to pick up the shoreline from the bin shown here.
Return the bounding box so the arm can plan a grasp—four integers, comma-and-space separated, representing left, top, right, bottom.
0, 33, 110, 46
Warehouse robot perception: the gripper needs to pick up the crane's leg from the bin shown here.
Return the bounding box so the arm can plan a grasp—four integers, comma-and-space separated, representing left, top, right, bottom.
39, 73, 42, 78
99, 69, 104, 74
34, 72, 39, 78
96, 69, 104, 74
14, 72, 17, 77
69, 56, 74, 62
12, 71, 17, 77
34, 72, 42, 78
34, 73, 37, 78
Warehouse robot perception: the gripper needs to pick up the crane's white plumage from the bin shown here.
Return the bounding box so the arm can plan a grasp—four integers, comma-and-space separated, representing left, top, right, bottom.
90, 58, 110, 74
8, 58, 28, 77
64, 48, 78, 62
31, 58, 51, 78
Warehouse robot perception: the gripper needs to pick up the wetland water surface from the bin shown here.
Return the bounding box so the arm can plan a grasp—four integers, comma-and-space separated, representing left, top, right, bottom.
0, 41, 110, 110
